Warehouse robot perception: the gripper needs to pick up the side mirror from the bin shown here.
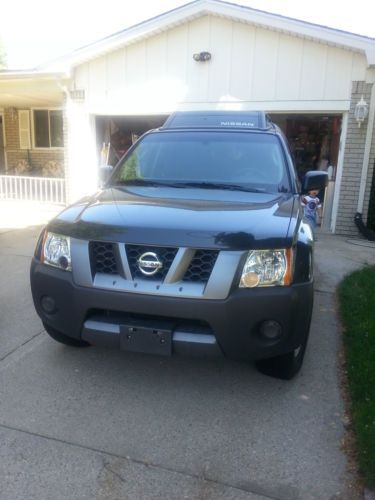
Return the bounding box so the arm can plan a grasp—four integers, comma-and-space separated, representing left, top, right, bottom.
99, 165, 114, 187
302, 171, 328, 193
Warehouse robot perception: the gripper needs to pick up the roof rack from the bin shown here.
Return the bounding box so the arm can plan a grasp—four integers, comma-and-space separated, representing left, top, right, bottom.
162, 111, 273, 131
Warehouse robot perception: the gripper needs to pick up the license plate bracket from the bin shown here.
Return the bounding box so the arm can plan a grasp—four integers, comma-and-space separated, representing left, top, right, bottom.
120, 322, 173, 356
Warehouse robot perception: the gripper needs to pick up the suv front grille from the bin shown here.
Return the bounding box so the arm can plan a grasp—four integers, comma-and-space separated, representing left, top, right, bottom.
90, 241, 118, 275
126, 245, 178, 281
89, 242, 219, 284
183, 250, 219, 282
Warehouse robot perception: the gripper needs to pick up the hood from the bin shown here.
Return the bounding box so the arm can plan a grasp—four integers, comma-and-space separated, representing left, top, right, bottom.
48, 186, 298, 250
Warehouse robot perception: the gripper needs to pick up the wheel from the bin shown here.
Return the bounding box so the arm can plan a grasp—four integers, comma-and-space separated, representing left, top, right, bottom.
43, 323, 90, 347
255, 333, 309, 380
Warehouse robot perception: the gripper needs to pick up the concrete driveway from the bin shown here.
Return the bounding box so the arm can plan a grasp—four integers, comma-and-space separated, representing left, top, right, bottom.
1, 223, 375, 500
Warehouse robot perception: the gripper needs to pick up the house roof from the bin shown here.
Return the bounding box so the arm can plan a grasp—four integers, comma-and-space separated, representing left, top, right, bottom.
37, 0, 375, 72
0, 70, 68, 107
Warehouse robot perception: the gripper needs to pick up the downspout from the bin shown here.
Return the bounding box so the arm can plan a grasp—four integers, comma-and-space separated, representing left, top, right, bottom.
58, 83, 70, 204
354, 82, 375, 240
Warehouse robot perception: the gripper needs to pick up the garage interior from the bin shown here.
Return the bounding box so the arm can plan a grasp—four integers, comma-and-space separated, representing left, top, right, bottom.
96, 113, 342, 228
96, 114, 341, 174
96, 115, 167, 168
271, 114, 342, 182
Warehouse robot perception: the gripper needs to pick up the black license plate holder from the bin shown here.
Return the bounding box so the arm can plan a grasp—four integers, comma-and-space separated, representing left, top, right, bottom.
120, 323, 172, 356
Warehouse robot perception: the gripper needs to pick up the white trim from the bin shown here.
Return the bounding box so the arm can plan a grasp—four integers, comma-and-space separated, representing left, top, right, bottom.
30, 107, 64, 150
356, 82, 375, 213
331, 112, 349, 232
89, 100, 352, 116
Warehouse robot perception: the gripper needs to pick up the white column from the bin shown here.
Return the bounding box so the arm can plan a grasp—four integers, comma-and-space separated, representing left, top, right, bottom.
64, 96, 98, 204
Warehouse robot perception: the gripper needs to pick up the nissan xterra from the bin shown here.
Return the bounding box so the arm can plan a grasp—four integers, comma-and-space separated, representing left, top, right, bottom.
30, 111, 328, 379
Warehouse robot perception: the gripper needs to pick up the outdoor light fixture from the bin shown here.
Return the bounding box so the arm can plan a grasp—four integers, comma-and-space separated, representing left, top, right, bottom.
193, 51, 212, 62
354, 95, 369, 128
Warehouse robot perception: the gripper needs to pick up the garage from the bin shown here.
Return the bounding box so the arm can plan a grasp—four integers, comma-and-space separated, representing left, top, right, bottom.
58, 0, 375, 235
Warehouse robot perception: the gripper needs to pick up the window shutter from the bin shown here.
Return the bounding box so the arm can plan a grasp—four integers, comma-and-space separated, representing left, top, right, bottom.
18, 110, 31, 149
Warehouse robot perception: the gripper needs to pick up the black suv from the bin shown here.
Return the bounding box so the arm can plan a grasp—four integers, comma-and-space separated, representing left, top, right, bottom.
30, 111, 327, 379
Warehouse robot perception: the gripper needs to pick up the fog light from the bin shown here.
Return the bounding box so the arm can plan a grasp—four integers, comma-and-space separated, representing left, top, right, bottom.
41, 295, 56, 314
259, 320, 282, 340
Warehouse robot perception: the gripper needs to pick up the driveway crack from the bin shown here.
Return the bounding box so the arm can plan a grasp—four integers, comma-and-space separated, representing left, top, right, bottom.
0, 422, 280, 500
0, 329, 45, 363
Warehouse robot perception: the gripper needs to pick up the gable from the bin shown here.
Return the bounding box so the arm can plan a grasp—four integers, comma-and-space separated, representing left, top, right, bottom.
40, 0, 375, 73
73, 15, 368, 114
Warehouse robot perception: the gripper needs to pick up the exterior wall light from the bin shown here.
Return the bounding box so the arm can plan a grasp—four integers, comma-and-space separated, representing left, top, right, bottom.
354, 95, 369, 128
193, 51, 212, 62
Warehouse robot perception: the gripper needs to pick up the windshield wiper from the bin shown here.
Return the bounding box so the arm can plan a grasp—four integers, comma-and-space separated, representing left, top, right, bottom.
173, 182, 267, 193
113, 179, 267, 193
113, 179, 185, 188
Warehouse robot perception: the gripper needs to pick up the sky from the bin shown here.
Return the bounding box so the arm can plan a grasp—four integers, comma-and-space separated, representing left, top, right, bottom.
1, 0, 375, 69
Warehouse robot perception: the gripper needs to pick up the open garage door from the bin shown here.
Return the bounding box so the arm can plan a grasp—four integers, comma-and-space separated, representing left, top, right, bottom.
96, 112, 342, 231
96, 115, 168, 167
271, 114, 342, 231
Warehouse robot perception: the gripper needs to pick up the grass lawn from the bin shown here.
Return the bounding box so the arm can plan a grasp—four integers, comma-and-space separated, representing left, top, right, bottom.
338, 266, 375, 489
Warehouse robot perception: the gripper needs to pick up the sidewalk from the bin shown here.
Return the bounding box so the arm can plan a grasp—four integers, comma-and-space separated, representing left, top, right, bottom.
314, 231, 375, 292
0, 200, 63, 233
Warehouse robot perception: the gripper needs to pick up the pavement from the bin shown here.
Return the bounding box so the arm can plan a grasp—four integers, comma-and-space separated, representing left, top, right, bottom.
0, 200, 63, 230
0, 214, 375, 499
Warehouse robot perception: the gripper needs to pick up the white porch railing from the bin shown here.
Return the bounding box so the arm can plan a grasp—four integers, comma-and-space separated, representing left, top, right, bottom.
0, 175, 66, 205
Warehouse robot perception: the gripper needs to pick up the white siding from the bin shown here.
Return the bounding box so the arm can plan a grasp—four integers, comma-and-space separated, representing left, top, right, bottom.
324, 47, 353, 100
107, 48, 126, 102
229, 23, 255, 101
73, 15, 368, 115
207, 17, 232, 101
252, 29, 279, 100
299, 41, 328, 100
275, 34, 304, 100
186, 17, 210, 101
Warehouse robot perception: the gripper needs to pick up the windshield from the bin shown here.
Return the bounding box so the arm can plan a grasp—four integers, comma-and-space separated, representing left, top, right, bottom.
110, 131, 290, 193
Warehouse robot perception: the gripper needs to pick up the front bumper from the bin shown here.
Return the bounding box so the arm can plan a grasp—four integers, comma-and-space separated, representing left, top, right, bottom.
30, 259, 313, 361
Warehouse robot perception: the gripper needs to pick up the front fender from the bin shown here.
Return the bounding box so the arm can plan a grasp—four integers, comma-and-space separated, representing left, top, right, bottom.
294, 219, 314, 283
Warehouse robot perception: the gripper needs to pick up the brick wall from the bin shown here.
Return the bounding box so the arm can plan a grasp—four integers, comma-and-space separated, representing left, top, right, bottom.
3, 107, 65, 177
363, 95, 375, 225
335, 82, 375, 236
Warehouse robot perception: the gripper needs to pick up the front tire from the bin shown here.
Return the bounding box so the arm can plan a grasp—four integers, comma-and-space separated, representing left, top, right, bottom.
43, 323, 90, 347
255, 334, 309, 380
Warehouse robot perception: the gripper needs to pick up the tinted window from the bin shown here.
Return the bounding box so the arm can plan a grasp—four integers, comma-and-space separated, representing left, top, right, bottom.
34, 110, 49, 148
33, 110, 63, 148
112, 131, 289, 192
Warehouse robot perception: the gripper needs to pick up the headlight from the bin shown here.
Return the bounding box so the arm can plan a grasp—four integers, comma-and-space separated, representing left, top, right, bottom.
42, 232, 71, 271
239, 249, 293, 288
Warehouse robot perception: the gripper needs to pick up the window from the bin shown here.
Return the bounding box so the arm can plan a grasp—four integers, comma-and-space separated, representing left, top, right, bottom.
33, 110, 63, 148
112, 131, 290, 193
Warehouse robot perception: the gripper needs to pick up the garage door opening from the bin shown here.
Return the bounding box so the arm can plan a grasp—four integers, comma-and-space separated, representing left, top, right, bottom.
96, 113, 342, 231
271, 114, 342, 230
96, 115, 167, 167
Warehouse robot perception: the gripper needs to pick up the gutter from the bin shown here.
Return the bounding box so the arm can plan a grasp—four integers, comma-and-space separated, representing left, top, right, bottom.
0, 70, 69, 81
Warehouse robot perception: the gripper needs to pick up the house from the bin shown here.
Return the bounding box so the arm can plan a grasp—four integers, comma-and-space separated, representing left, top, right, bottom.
0, 0, 374, 235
